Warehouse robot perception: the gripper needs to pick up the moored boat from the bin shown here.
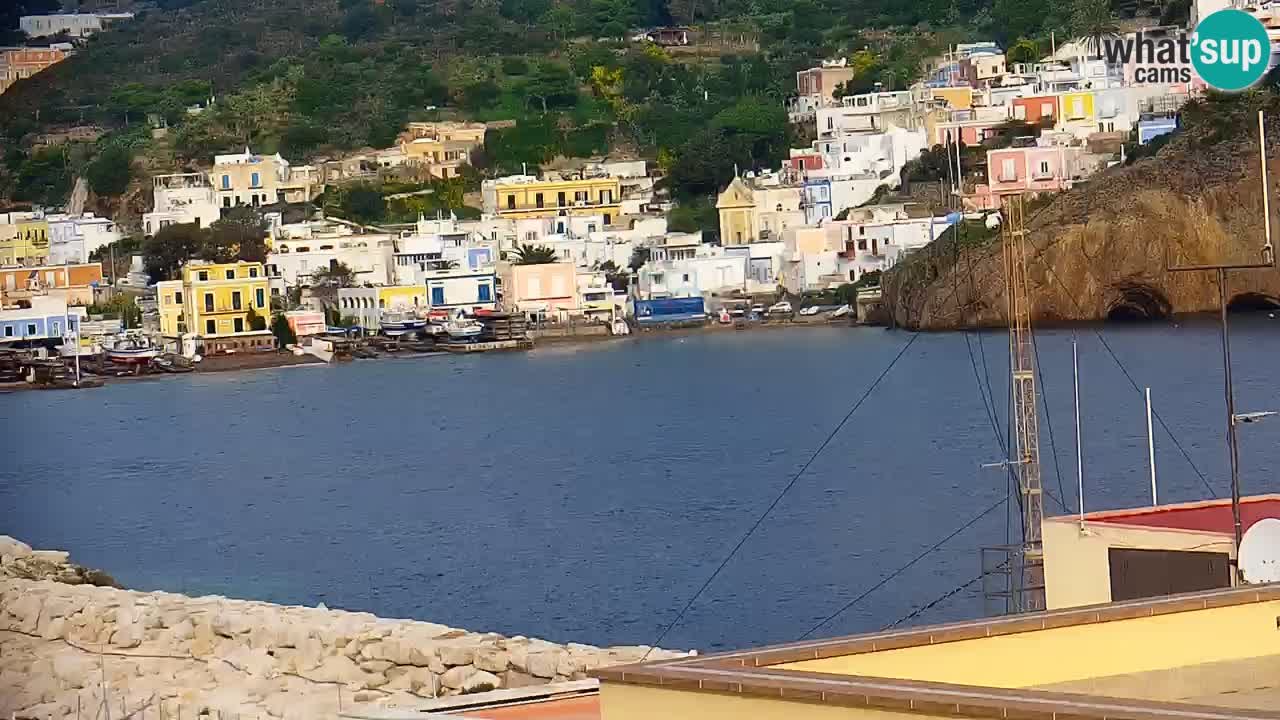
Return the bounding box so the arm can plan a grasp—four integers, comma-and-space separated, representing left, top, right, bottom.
105, 334, 159, 365
380, 310, 427, 337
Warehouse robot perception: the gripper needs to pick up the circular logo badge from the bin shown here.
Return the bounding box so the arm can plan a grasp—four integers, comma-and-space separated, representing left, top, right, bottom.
1192, 9, 1271, 91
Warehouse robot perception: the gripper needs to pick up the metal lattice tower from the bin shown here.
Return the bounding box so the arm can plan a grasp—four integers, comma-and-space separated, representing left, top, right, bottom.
1000, 194, 1046, 613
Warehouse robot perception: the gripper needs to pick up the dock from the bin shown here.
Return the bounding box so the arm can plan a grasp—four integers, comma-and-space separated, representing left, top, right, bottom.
439, 339, 534, 353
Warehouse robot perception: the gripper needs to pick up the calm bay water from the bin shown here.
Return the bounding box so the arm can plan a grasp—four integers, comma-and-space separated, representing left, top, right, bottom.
4, 319, 1279, 651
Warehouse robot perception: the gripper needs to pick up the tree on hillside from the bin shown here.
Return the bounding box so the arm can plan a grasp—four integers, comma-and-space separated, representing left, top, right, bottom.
207, 207, 269, 263
143, 223, 208, 282
309, 261, 358, 310
341, 185, 387, 223
1006, 38, 1040, 65
510, 243, 559, 264
86, 145, 133, 197
12, 147, 72, 206
525, 62, 578, 113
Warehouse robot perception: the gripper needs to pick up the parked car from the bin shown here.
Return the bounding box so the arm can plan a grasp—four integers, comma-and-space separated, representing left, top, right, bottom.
768, 301, 793, 315
750, 304, 765, 315
799, 305, 821, 316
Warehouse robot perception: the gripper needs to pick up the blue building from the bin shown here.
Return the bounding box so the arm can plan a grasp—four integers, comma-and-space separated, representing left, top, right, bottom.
0, 296, 79, 347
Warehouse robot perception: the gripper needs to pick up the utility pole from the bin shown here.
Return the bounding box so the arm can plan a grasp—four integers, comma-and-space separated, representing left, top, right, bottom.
1166, 110, 1275, 579
1001, 192, 1045, 612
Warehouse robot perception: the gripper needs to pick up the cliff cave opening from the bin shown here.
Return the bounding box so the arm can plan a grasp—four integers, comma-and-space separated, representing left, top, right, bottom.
1106, 284, 1172, 323
1226, 293, 1280, 313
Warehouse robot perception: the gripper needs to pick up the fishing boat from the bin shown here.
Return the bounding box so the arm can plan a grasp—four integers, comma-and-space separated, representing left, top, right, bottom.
445, 309, 483, 341
105, 333, 159, 365
379, 310, 427, 337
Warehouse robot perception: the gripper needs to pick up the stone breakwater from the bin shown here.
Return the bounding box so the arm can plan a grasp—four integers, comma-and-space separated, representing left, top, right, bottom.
0, 538, 685, 720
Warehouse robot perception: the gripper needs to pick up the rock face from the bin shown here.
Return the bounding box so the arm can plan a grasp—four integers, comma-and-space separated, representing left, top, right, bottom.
885, 109, 1280, 330
0, 538, 687, 720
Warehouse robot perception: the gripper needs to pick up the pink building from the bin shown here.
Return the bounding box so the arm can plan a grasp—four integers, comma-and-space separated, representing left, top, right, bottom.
499, 262, 579, 320
986, 145, 1082, 195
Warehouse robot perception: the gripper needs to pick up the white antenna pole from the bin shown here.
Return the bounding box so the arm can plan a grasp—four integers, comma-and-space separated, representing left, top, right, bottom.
1146, 387, 1158, 505
1259, 110, 1273, 263
1074, 336, 1084, 525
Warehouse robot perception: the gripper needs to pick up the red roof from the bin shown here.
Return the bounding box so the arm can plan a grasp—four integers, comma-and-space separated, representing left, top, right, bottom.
1079, 495, 1280, 535
457, 695, 599, 720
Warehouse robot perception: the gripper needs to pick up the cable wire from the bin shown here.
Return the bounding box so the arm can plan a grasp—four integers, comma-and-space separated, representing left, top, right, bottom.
884, 574, 984, 630
640, 331, 921, 660
1034, 260, 1218, 499
1030, 328, 1072, 512
798, 493, 1008, 640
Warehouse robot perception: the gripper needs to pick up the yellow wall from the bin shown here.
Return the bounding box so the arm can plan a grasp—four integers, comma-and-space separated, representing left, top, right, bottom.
377, 285, 427, 309
494, 177, 622, 220
600, 683, 930, 720
214, 160, 283, 205
158, 262, 270, 337
1042, 518, 1233, 609
1060, 92, 1096, 121
719, 206, 753, 245
931, 86, 972, 110
778, 599, 1280, 688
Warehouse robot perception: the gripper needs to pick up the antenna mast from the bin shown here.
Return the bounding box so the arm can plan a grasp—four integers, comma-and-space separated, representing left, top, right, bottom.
1001, 193, 1046, 612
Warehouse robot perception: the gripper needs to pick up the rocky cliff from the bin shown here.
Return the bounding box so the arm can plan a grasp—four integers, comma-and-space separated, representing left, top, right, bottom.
0, 537, 684, 720
885, 96, 1280, 330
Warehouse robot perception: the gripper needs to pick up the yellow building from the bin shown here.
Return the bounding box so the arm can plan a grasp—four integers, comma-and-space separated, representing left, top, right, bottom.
0, 213, 51, 265
597, 584, 1280, 719
399, 122, 487, 179
716, 175, 805, 245
1060, 90, 1097, 123
157, 261, 273, 352
930, 85, 974, 110
482, 175, 622, 224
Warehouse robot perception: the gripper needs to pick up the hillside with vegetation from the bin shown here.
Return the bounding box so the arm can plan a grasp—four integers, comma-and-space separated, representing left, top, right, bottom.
884, 84, 1280, 328
0, 0, 1179, 229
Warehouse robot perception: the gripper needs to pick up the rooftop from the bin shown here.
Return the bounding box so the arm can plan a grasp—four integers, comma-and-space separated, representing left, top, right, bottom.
594, 584, 1280, 720
1063, 494, 1280, 536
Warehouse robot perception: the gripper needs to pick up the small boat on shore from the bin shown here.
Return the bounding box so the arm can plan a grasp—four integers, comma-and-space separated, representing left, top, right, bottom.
380, 311, 427, 337
445, 310, 483, 341
105, 334, 159, 366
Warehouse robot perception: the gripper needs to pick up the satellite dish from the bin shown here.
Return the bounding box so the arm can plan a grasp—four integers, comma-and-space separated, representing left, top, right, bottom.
1239, 518, 1280, 584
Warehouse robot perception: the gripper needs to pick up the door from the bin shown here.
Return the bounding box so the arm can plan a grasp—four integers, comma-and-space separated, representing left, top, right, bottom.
1108, 548, 1230, 602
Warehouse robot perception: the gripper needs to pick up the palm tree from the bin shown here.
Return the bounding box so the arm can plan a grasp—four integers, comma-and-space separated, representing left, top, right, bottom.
1070, 0, 1119, 59
510, 244, 559, 265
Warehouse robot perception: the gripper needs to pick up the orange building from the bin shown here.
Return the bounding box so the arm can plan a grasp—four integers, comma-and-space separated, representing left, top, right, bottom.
0, 263, 103, 305
0, 46, 70, 95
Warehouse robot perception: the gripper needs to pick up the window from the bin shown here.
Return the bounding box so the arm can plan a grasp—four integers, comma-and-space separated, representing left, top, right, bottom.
232, 291, 242, 310
557, 192, 566, 207
250, 172, 260, 188
431, 286, 445, 305
206, 319, 216, 335
1042, 102, 1054, 117
603, 214, 611, 225
1000, 158, 1016, 182
256, 288, 265, 308
221, 175, 230, 189
535, 193, 544, 208
164, 294, 173, 306
1070, 97, 1084, 119
204, 293, 214, 312
507, 195, 516, 210
225, 269, 235, 280
478, 283, 491, 302
198, 271, 209, 281
3, 327, 10, 337
233, 317, 244, 333
601, 190, 612, 204
682, 273, 690, 282
1037, 160, 1051, 177
574, 191, 588, 203
379, 298, 386, 309
175, 291, 183, 305
26, 324, 37, 336
249, 267, 258, 278
223, 197, 232, 208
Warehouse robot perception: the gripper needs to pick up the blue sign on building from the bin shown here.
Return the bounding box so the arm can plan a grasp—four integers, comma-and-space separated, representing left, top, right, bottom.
634, 297, 706, 324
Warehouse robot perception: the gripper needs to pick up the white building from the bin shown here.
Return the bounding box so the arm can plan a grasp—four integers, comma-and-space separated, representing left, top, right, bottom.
267, 220, 396, 289
46, 213, 121, 264
724, 240, 785, 295
144, 173, 219, 236
829, 204, 961, 282
20, 13, 133, 38
637, 243, 747, 300
211, 149, 323, 208
815, 90, 919, 136
423, 267, 497, 312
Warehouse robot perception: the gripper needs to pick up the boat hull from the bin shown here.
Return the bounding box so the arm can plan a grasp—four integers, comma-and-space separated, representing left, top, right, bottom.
107, 349, 159, 365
